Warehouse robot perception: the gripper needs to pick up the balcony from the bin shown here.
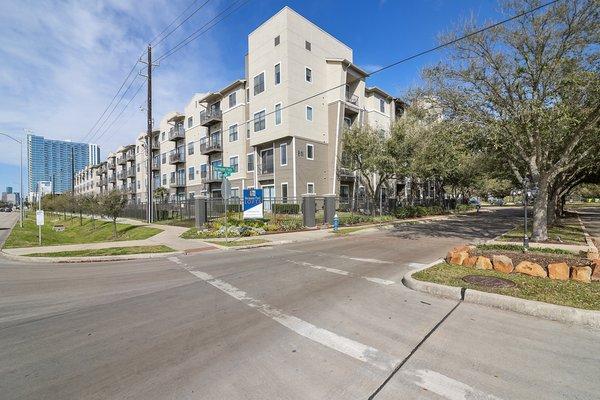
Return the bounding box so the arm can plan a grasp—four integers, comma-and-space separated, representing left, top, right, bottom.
126, 167, 136, 178
116, 170, 127, 180
201, 168, 223, 184
107, 160, 116, 169
257, 162, 274, 176
117, 155, 126, 165
96, 179, 107, 187
169, 151, 186, 164
151, 140, 160, 150
169, 175, 186, 188
200, 109, 222, 127
337, 167, 355, 181
125, 150, 135, 161
108, 175, 116, 184
151, 158, 161, 170
345, 93, 359, 105
168, 125, 185, 141
200, 136, 222, 155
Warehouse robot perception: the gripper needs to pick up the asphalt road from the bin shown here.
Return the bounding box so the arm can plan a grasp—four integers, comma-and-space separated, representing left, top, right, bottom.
0, 208, 598, 399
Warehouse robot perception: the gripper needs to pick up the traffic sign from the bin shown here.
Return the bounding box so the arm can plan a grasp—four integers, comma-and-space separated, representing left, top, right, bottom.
36, 210, 45, 226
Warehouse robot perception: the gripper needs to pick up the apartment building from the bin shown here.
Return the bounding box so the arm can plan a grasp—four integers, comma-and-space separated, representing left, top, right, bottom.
74, 164, 100, 196
74, 7, 404, 203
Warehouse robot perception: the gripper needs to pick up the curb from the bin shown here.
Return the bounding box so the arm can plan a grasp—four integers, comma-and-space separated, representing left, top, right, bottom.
1, 250, 183, 264
402, 260, 600, 329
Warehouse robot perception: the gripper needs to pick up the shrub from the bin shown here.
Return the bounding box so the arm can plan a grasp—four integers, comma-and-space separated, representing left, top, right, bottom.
273, 203, 300, 214
279, 218, 303, 231
456, 204, 474, 213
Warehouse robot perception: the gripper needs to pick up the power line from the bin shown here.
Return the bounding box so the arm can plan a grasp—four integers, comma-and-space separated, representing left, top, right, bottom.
149, 0, 199, 45
152, 0, 213, 48
155, 0, 251, 62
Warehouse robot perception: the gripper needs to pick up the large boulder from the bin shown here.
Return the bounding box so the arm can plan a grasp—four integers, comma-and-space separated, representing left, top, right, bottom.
571, 266, 592, 283
463, 256, 478, 268
475, 256, 493, 270
515, 261, 547, 278
492, 255, 514, 274
446, 250, 469, 266
547, 262, 570, 281
592, 260, 600, 282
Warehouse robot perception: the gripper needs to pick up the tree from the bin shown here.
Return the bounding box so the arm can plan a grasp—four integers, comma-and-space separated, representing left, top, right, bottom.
420, 0, 600, 241
154, 187, 168, 203
83, 194, 101, 229
99, 190, 128, 238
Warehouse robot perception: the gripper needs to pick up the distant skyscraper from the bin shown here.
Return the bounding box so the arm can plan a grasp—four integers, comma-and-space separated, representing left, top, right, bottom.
27, 134, 100, 194
6, 186, 12, 194
89, 143, 100, 165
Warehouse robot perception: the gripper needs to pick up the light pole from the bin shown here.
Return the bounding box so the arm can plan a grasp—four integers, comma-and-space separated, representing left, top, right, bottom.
0, 132, 24, 227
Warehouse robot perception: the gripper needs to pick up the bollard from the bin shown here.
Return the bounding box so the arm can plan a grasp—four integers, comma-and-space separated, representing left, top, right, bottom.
302, 194, 316, 228
195, 197, 208, 229
323, 194, 336, 225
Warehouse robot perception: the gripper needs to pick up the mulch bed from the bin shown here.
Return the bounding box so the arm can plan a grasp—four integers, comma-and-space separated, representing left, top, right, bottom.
472, 249, 593, 268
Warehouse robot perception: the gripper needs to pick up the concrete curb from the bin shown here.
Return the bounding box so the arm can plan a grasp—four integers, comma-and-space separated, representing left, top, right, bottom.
402, 260, 600, 329
1, 250, 183, 264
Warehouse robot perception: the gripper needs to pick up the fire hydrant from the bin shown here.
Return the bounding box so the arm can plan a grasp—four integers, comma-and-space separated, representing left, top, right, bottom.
333, 213, 339, 232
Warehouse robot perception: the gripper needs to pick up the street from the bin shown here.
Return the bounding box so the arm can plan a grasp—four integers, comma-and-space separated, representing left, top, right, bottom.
0, 208, 598, 399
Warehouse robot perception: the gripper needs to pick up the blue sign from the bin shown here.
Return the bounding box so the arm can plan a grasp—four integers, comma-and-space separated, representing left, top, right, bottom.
243, 188, 263, 219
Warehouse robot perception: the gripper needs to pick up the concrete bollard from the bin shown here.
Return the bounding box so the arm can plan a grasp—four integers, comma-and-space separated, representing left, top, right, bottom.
195, 197, 208, 229
302, 194, 316, 228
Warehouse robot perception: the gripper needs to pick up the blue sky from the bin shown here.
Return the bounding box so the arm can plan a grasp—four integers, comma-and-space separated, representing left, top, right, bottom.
0, 0, 501, 194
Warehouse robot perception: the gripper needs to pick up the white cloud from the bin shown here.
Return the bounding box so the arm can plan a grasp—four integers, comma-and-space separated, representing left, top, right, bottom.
0, 0, 230, 166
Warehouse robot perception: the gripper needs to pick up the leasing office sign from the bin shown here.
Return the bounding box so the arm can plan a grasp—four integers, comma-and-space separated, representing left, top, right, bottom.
243, 188, 263, 219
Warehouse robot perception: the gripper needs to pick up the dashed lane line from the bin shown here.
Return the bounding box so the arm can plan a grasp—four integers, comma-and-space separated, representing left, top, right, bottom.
286, 259, 396, 286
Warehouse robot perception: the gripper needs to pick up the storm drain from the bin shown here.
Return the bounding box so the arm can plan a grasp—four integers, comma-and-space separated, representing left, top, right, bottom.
462, 275, 516, 288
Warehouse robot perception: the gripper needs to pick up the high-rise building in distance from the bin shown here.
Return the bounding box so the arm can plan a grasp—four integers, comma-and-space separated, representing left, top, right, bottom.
89, 143, 100, 165
27, 134, 100, 194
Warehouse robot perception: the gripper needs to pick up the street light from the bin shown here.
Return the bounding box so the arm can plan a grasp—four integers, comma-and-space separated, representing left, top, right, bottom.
0, 132, 24, 227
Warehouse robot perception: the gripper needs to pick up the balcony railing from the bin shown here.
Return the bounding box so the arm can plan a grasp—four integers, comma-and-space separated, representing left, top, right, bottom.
345, 93, 359, 105
152, 158, 161, 170
200, 109, 222, 126
169, 175, 186, 188
126, 167, 136, 178
337, 167, 355, 180
108, 175, 116, 183
201, 168, 223, 183
200, 136, 222, 155
116, 170, 127, 180
257, 163, 274, 175
125, 150, 135, 161
117, 156, 126, 165
168, 125, 185, 141
169, 151, 186, 164
151, 140, 160, 150
107, 160, 116, 169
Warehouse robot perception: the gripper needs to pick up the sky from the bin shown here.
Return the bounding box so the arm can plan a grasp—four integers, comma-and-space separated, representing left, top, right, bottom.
0, 0, 502, 194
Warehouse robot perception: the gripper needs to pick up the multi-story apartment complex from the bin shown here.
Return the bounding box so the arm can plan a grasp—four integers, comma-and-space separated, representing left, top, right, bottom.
27, 134, 100, 195
74, 7, 404, 203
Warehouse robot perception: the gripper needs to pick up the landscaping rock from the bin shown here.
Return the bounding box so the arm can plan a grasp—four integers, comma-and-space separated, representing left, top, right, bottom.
590, 260, 600, 282
463, 256, 478, 268
547, 262, 570, 281
452, 245, 475, 254
492, 255, 514, 274
515, 261, 547, 278
475, 256, 493, 270
587, 251, 599, 261
448, 251, 469, 266
571, 266, 592, 283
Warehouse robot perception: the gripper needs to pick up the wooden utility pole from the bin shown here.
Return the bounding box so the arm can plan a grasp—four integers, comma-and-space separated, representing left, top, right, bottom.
143, 44, 154, 223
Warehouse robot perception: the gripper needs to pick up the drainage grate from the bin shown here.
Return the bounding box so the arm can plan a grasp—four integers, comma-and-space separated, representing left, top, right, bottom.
462, 275, 516, 288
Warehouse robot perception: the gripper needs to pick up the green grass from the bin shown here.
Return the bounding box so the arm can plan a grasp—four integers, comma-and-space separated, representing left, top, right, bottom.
476, 243, 579, 256
333, 226, 370, 235
206, 239, 269, 247
153, 218, 195, 228
499, 219, 586, 244
414, 263, 600, 311
4, 214, 162, 248
25, 245, 175, 257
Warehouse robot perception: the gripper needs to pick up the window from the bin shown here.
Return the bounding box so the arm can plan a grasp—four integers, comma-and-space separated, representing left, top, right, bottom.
379, 98, 385, 113
275, 103, 282, 125
228, 124, 238, 142
161, 153, 166, 164
253, 72, 265, 95
137, 181, 140, 189
254, 110, 266, 132
230, 188, 239, 199
305, 41, 311, 51
187, 142, 194, 155
229, 156, 239, 173
274, 35, 280, 46
200, 164, 207, 178
305, 67, 312, 83
246, 128, 250, 139
188, 166, 195, 181
170, 172, 175, 182
280, 143, 287, 166
137, 164, 140, 172
247, 153, 254, 172
306, 144, 314, 160
162, 174, 167, 185
306, 106, 313, 121
307, 182, 315, 194
281, 183, 288, 203
246, 88, 250, 102
274, 63, 281, 85
187, 116, 193, 128
228, 92, 236, 108
161, 132, 165, 141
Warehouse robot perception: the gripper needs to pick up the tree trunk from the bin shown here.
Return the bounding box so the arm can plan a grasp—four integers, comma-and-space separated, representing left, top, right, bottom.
531, 176, 549, 242
547, 190, 557, 226
113, 219, 117, 238
79, 211, 83, 226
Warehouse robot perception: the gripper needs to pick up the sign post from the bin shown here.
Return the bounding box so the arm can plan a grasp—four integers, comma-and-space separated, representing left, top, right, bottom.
214, 165, 235, 243
36, 210, 44, 245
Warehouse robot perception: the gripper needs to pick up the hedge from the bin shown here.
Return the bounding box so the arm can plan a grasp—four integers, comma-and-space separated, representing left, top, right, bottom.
272, 203, 300, 214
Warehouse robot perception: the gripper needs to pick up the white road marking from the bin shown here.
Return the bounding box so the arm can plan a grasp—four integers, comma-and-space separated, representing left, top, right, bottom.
407, 262, 426, 269
168, 256, 183, 265
405, 369, 503, 400
187, 269, 399, 370
342, 256, 392, 264
286, 259, 397, 287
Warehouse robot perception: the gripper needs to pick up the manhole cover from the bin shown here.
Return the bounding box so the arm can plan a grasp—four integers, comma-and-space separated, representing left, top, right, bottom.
462, 275, 516, 288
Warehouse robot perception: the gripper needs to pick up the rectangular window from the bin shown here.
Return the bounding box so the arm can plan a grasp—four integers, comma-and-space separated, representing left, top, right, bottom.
280, 143, 287, 166
230, 188, 239, 199
170, 172, 175, 182
305, 67, 312, 83
246, 128, 250, 139
161, 153, 166, 164
200, 164, 207, 178
275, 103, 282, 125
161, 132, 165, 141
229, 156, 239, 173
306, 144, 314, 160
274, 35, 280, 46
187, 142, 194, 155
306, 106, 313, 121
307, 182, 315, 194
274, 63, 281, 85
254, 110, 266, 132
253, 72, 265, 95
305, 41, 311, 51
281, 183, 288, 203
162, 174, 166, 185
379, 98, 385, 113
247, 153, 254, 172
187, 116, 193, 128
188, 166, 195, 181
229, 92, 236, 108
228, 124, 238, 142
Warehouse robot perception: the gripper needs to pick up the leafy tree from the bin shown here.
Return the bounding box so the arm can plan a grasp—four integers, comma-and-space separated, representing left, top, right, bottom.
154, 187, 168, 203
419, 0, 600, 241
99, 190, 128, 238
83, 194, 101, 229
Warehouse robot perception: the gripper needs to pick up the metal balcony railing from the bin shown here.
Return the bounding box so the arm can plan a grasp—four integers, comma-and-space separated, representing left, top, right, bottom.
200, 109, 222, 126
107, 160, 116, 169
169, 175, 186, 188
168, 125, 185, 141
125, 150, 135, 161
346, 93, 359, 105
169, 151, 186, 164
117, 156, 126, 165
201, 168, 223, 183
126, 167, 136, 178
200, 136, 222, 155
257, 163, 274, 175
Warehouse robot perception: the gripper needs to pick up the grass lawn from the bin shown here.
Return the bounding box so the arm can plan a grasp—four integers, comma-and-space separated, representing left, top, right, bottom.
414, 262, 600, 311
4, 214, 162, 248
499, 219, 586, 244
25, 245, 174, 257
206, 239, 269, 247
153, 219, 195, 228
333, 226, 370, 235
476, 243, 580, 256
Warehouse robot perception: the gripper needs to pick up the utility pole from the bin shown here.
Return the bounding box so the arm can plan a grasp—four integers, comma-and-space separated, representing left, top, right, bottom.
141, 44, 154, 223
